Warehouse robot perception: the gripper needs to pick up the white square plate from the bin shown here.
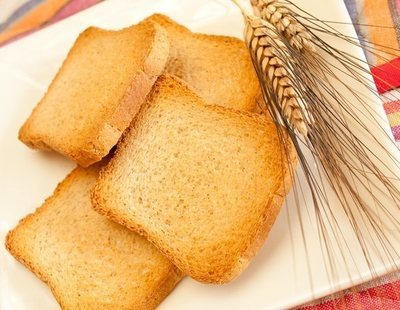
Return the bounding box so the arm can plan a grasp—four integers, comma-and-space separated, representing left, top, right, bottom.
1, 0, 399, 309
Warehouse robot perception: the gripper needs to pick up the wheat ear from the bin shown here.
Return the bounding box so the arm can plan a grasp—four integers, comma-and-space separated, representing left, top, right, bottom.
251, 0, 316, 53
244, 14, 309, 135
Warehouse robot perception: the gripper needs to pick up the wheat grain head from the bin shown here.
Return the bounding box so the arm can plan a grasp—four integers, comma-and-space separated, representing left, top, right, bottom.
251, 0, 316, 53
245, 14, 309, 135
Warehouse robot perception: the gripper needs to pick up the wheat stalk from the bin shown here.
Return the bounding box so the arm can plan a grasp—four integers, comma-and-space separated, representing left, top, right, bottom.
232, 0, 400, 284
244, 14, 309, 135
251, 0, 316, 53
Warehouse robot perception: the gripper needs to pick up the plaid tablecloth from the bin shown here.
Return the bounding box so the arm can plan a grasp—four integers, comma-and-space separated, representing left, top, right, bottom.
0, 0, 399, 309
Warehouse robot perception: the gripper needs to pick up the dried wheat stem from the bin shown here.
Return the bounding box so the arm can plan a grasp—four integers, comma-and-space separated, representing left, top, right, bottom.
251, 0, 316, 53
244, 14, 309, 135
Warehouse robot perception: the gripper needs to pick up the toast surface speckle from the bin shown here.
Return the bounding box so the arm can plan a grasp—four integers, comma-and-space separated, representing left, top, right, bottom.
92, 74, 296, 283
146, 14, 260, 111
6, 164, 182, 309
19, 21, 169, 167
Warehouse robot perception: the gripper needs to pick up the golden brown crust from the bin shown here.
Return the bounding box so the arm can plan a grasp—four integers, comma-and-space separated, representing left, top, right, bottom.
92, 74, 297, 284
220, 134, 297, 283
74, 71, 162, 167
91, 191, 186, 288
145, 14, 260, 112
5, 166, 182, 309
148, 14, 247, 50
5, 168, 84, 309
144, 265, 183, 310
17, 27, 102, 152
6, 229, 69, 309
19, 21, 169, 167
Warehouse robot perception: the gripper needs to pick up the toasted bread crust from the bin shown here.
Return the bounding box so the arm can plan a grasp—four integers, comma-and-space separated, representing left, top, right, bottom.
145, 14, 260, 112
145, 264, 183, 309
219, 138, 297, 283
92, 75, 296, 283
92, 133, 296, 283
19, 21, 169, 167
5, 165, 183, 309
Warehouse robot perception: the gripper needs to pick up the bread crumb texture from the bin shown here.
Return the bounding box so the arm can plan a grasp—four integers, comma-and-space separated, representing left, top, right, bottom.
145, 14, 260, 111
19, 20, 169, 167
6, 164, 182, 309
93, 75, 296, 284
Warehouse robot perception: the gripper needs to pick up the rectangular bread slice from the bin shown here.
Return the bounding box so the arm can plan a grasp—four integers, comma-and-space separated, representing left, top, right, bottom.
92, 74, 296, 284
145, 14, 260, 111
5, 164, 182, 309
19, 20, 169, 167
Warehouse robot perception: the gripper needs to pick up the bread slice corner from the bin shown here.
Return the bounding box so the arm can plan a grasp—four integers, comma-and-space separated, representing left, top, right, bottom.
144, 13, 260, 112
19, 20, 169, 167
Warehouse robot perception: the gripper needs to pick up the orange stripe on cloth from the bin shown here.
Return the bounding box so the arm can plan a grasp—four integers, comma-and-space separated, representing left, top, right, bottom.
383, 100, 400, 114
0, 0, 70, 45
364, 0, 400, 66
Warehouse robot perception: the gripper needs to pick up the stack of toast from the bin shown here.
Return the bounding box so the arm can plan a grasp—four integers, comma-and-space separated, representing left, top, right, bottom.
6, 14, 296, 309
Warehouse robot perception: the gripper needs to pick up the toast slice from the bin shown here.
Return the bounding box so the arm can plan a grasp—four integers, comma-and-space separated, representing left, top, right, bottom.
5, 164, 182, 309
145, 14, 260, 111
92, 75, 296, 283
19, 21, 169, 167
